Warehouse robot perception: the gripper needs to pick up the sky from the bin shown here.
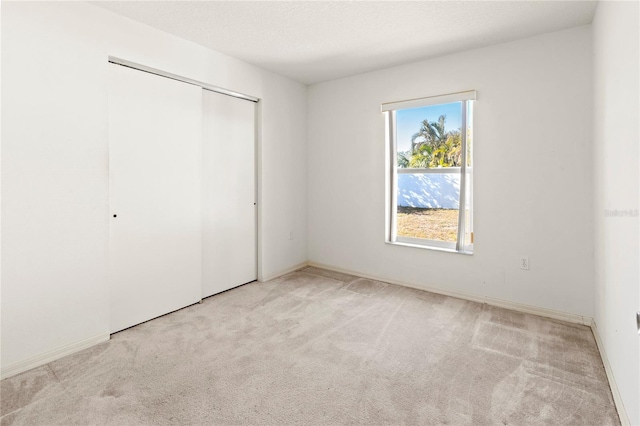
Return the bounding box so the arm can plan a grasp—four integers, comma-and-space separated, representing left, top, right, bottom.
396, 102, 462, 152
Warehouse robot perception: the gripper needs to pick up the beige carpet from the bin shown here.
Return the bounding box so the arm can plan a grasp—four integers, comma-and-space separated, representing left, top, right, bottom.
1, 267, 619, 425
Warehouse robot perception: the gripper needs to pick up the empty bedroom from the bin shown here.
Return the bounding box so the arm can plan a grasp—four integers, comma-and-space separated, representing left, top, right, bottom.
1, 1, 638, 425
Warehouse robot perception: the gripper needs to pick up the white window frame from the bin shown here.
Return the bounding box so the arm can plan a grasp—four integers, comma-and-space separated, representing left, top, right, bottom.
383, 90, 476, 254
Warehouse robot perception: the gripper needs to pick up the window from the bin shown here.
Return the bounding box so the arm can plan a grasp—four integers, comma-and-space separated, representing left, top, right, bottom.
383, 91, 475, 254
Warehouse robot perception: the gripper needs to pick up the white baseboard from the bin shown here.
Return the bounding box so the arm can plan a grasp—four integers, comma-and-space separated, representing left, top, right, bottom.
307, 261, 592, 326
590, 320, 630, 426
1, 332, 110, 380
260, 261, 309, 282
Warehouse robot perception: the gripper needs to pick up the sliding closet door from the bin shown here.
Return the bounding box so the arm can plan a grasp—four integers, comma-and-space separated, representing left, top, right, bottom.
108, 64, 202, 333
202, 91, 257, 297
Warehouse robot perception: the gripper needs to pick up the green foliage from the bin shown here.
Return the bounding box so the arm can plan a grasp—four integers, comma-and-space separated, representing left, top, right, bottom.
397, 150, 411, 168
398, 115, 463, 168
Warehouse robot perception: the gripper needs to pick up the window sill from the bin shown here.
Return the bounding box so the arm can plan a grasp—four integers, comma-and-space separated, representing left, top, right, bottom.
385, 240, 473, 255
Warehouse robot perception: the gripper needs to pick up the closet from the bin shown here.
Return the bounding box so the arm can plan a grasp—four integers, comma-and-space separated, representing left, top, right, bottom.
107, 61, 257, 333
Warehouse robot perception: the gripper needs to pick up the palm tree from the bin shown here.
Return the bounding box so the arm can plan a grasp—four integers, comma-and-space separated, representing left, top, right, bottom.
408, 115, 461, 168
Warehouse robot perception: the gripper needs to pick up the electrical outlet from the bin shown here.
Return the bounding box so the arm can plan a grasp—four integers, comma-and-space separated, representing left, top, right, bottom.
519, 256, 530, 270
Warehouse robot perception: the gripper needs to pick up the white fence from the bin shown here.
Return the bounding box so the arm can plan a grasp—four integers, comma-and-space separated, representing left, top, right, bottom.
397, 173, 460, 209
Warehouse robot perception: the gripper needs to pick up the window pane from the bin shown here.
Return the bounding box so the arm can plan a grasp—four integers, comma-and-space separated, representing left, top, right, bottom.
396, 173, 459, 242
396, 102, 463, 169
387, 98, 473, 252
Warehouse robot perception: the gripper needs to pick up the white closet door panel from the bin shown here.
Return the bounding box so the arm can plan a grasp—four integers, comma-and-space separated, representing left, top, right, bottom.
202, 91, 256, 297
108, 64, 202, 333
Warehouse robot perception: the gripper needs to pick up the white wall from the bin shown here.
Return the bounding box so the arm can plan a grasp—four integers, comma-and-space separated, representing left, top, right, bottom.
1, 1, 307, 373
592, 1, 640, 424
397, 174, 460, 209
308, 26, 594, 318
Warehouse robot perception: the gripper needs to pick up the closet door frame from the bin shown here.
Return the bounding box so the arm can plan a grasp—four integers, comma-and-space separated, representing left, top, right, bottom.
107, 57, 263, 331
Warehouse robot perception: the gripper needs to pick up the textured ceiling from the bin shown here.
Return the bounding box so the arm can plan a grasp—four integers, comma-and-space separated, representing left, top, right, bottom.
92, 1, 597, 84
